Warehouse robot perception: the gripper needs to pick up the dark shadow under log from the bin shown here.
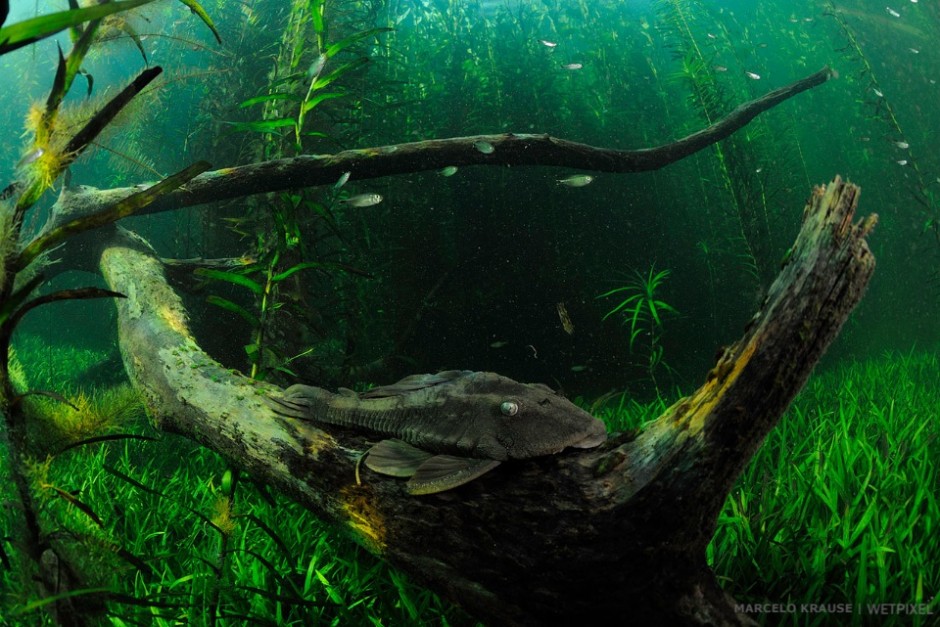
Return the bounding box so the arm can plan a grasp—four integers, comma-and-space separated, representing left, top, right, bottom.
97, 177, 875, 625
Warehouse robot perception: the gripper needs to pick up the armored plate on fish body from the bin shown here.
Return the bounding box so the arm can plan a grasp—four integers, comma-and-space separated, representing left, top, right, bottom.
267, 370, 607, 495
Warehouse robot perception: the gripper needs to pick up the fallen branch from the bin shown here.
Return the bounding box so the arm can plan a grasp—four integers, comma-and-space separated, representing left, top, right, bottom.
40, 67, 832, 240
98, 176, 875, 625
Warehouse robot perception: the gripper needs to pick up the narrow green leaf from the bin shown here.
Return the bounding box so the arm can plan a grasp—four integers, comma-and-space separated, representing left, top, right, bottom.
225, 118, 297, 133
239, 92, 300, 108
301, 91, 345, 114
2, 287, 125, 338
323, 27, 392, 59
50, 486, 104, 527
0, 0, 156, 56
194, 269, 263, 295
206, 295, 260, 326
174, 0, 221, 44
11, 588, 112, 615
0, 275, 43, 327
310, 0, 325, 34
312, 57, 369, 90
270, 262, 325, 283
17, 161, 210, 270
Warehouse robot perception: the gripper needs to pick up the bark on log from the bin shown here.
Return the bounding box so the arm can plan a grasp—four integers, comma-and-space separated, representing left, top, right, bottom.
97, 177, 875, 625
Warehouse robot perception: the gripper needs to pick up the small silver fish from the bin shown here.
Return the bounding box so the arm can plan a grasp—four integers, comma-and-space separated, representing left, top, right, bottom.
561, 63, 583, 70
558, 174, 593, 187
539, 39, 557, 48
440, 166, 458, 177
897, 160, 908, 166
873, 88, 884, 97
894, 141, 909, 149
745, 71, 761, 80
490, 340, 509, 349
15, 147, 45, 170
714, 65, 728, 72
334, 171, 351, 188
307, 54, 327, 81
343, 193, 383, 208
474, 141, 495, 154
570, 365, 588, 373
886, 7, 901, 17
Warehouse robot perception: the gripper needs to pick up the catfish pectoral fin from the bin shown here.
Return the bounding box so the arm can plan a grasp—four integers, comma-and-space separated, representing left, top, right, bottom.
263, 395, 314, 419
407, 456, 501, 496
364, 439, 434, 478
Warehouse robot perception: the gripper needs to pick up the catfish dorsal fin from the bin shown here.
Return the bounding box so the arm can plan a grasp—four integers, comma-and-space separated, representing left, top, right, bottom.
359, 370, 472, 399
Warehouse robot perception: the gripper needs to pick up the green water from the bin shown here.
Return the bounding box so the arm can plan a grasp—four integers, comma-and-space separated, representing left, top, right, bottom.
0, 0, 937, 624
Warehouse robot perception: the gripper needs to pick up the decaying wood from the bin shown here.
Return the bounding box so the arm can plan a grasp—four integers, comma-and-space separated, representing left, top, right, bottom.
38, 66, 832, 269
98, 176, 875, 625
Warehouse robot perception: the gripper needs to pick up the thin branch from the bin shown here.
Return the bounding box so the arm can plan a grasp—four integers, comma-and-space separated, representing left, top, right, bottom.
43, 67, 833, 228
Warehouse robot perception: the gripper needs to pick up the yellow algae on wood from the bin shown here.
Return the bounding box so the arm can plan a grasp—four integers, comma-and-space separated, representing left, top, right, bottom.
339, 485, 386, 553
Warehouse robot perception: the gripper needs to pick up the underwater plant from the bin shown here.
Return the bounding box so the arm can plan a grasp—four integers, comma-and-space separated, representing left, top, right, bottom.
598, 264, 679, 395
656, 0, 783, 287
0, 1, 215, 621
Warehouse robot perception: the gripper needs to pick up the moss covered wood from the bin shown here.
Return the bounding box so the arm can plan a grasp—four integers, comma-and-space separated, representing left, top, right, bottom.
97, 177, 875, 625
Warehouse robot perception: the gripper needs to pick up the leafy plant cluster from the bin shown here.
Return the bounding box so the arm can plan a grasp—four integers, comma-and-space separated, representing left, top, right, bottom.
597, 264, 679, 396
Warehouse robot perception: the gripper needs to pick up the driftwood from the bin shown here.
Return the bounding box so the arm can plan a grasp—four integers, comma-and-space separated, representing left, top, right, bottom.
37, 66, 832, 276
97, 177, 876, 625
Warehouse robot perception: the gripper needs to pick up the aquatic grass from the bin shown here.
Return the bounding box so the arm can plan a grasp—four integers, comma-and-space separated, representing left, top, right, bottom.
707, 349, 940, 625
591, 348, 939, 625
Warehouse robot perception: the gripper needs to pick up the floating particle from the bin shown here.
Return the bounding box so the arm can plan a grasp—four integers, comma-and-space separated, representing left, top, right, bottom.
556, 302, 575, 335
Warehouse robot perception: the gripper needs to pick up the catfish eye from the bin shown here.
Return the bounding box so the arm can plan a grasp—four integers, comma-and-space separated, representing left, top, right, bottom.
499, 401, 519, 416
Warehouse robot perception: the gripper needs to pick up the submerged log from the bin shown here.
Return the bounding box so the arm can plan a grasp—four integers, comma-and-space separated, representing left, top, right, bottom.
97, 176, 875, 625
